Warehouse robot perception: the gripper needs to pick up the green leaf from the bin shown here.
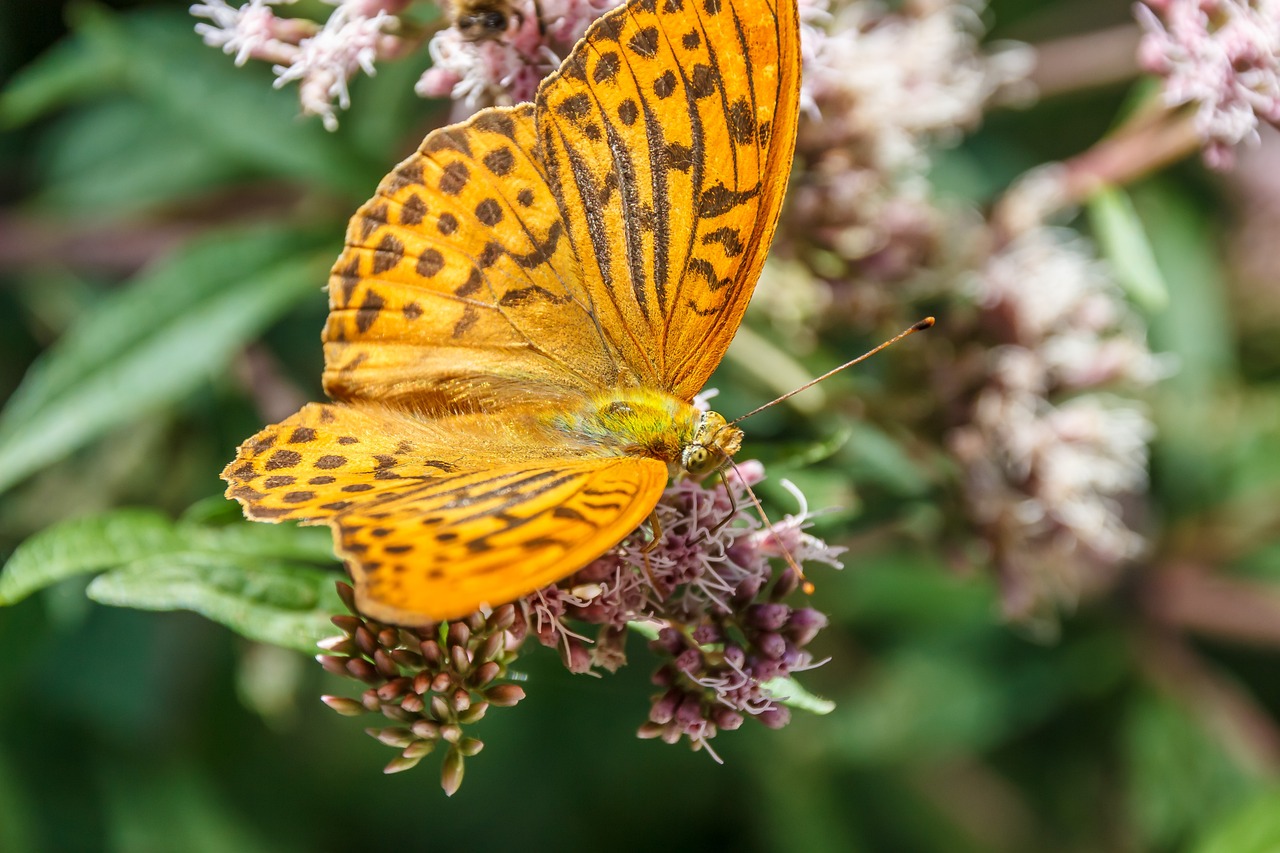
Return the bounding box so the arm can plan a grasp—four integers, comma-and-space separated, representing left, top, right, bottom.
0, 226, 331, 496
179, 521, 337, 567
0, 509, 182, 605
69, 5, 380, 197
0, 31, 123, 127
1126, 691, 1256, 851
34, 98, 238, 216
762, 676, 836, 715
1192, 788, 1280, 853
0, 506, 338, 610
1132, 180, 1235, 392
87, 553, 342, 652
840, 420, 931, 497
1087, 184, 1169, 312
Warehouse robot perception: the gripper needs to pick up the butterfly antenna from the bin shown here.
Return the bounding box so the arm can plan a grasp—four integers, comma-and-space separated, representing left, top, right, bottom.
728, 317, 935, 426
730, 460, 811, 593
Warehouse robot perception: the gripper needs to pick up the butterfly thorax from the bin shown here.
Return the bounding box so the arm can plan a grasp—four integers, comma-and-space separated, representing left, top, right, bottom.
548, 388, 743, 477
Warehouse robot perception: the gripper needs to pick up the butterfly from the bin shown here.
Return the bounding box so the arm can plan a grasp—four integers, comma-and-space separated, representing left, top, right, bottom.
223, 0, 801, 626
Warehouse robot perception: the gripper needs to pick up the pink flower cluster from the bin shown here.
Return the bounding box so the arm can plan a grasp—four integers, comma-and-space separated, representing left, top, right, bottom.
418, 0, 625, 108
950, 230, 1163, 629
1136, 0, 1280, 168
191, 0, 409, 130
190, 0, 624, 128
522, 461, 843, 758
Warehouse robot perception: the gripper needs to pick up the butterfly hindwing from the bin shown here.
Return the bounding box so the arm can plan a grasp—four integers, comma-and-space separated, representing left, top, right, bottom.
223, 401, 567, 523
537, 0, 800, 399
340, 456, 669, 623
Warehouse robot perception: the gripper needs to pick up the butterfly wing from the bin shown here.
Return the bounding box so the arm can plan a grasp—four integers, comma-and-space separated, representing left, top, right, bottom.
536, 0, 801, 399
325, 104, 628, 411
338, 456, 667, 623
223, 402, 669, 623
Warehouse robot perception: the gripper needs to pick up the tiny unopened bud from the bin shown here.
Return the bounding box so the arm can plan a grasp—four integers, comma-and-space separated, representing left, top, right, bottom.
400, 693, 424, 714
413, 671, 431, 695
449, 644, 472, 674
458, 702, 489, 724
785, 608, 828, 647
484, 684, 525, 706
756, 632, 787, 660
320, 695, 365, 716
771, 567, 801, 600
402, 739, 436, 760
674, 648, 702, 674
711, 707, 744, 731
691, 623, 724, 645
636, 721, 666, 740
345, 657, 379, 684
430, 695, 451, 720
373, 649, 400, 680
380, 704, 413, 722
747, 603, 790, 631
367, 726, 414, 748
420, 639, 443, 667
315, 654, 350, 677
376, 677, 410, 701
317, 633, 352, 651
383, 754, 424, 774
411, 719, 442, 740
477, 632, 505, 663
649, 689, 682, 724
354, 626, 379, 657
336, 582, 358, 613
487, 604, 517, 632
562, 639, 593, 673
675, 694, 704, 726
456, 736, 485, 757
440, 748, 465, 796
451, 688, 471, 713
446, 622, 471, 648
757, 706, 791, 729
469, 660, 501, 688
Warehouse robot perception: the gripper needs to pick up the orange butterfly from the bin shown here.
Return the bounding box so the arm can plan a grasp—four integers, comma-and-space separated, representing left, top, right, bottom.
223, 0, 802, 626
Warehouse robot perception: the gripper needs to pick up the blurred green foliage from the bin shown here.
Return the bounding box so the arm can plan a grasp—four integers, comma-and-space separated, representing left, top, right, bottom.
3, 1, 1280, 851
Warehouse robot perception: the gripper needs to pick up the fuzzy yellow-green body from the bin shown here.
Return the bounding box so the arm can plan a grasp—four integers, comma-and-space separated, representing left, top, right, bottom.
550, 388, 743, 477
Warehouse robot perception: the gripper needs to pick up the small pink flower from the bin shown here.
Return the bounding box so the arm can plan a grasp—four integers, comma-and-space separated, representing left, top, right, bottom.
271, 5, 399, 130
1135, 0, 1280, 168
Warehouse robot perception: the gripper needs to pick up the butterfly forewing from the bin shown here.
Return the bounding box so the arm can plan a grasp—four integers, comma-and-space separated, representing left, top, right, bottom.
537, 0, 800, 399
325, 104, 623, 410
341, 457, 668, 623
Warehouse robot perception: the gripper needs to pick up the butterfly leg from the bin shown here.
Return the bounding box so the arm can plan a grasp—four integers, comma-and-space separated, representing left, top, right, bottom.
639, 510, 671, 595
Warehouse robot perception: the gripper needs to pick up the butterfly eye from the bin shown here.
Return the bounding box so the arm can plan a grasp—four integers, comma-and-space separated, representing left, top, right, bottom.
682, 445, 715, 475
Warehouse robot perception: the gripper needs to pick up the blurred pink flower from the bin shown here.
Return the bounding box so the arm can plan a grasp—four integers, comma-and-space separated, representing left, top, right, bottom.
1136, 0, 1280, 168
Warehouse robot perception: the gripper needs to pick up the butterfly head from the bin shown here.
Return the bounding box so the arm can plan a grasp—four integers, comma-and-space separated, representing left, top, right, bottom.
682, 411, 743, 477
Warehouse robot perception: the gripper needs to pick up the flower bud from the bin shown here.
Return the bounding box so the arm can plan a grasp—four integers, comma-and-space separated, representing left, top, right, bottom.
747, 602, 790, 631
785, 608, 828, 647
